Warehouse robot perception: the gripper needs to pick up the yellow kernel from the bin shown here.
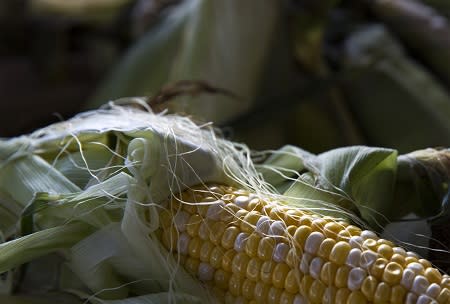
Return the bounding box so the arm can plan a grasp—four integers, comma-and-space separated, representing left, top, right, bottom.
279, 291, 295, 304
232, 209, 249, 226
209, 221, 226, 245
220, 203, 241, 222
284, 209, 303, 226
391, 253, 406, 266
186, 214, 202, 237
383, 262, 403, 285
257, 237, 275, 261
309, 280, 326, 304
300, 275, 314, 298
370, 258, 388, 280
214, 269, 231, 290
437, 288, 450, 303
272, 263, 290, 289
374, 282, 391, 303
323, 222, 343, 238
321, 262, 339, 285
362, 239, 377, 250
188, 236, 202, 259
232, 252, 250, 276
323, 286, 337, 303
247, 198, 263, 212
229, 273, 244, 297
286, 248, 301, 268
377, 244, 394, 259
246, 258, 262, 282
221, 226, 240, 249
260, 260, 276, 284
182, 202, 197, 214
254, 282, 270, 302
242, 279, 256, 300
335, 288, 351, 304
293, 225, 312, 248
210, 246, 224, 268
198, 220, 213, 241
267, 286, 282, 304
241, 211, 261, 234
330, 241, 352, 265
361, 276, 378, 301
311, 218, 328, 231
299, 215, 313, 226
376, 238, 394, 247
245, 233, 261, 258
221, 193, 236, 203
185, 257, 199, 275
419, 259, 432, 269
285, 269, 301, 294
390, 285, 406, 304
405, 256, 418, 265
196, 204, 209, 217
199, 241, 215, 262
317, 238, 336, 259
335, 265, 350, 288
286, 225, 297, 238
347, 291, 367, 304
424, 267, 442, 285
269, 206, 287, 221
345, 225, 362, 236
222, 249, 236, 272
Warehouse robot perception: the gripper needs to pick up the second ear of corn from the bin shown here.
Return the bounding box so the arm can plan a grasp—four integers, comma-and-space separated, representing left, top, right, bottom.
157, 184, 450, 304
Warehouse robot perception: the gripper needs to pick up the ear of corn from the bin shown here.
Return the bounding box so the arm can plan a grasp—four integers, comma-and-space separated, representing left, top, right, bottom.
158, 184, 450, 304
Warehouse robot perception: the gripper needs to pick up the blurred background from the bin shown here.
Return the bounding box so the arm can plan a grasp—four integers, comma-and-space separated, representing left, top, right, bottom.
1, 0, 450, 154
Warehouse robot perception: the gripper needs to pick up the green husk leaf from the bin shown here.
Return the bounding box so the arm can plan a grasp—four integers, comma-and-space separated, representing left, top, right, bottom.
0, 154, 80, 206
91, 292, 202, 304
256, 145, 315, 191
0, 222, 94, 274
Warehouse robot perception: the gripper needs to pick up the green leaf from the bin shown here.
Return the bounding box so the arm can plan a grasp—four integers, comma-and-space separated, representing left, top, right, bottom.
0, 155, 80, 206
0, 222, 94, 274
316, 146, 398, 229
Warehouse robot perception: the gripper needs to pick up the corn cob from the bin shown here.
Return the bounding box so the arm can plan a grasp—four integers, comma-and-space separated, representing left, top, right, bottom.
157, 184, 450, 304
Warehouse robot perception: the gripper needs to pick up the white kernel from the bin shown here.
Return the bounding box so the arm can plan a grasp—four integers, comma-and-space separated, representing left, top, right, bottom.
348, 267, 367, 291
412, 275, 430, 295
406, 251, 419, 259
300, 252, 313, 275
177, 233, 191, 254
206, 201, 225, 220
255, 216, 271, 235
401, 269, 416, 290
234, 232, 249, 252
346, 248, 362, 267
305, 232, 325, 254
268, 220, 286, 237
359, 250, 378, 269
406, 292, 418, 304
349, 236, 364, 248
393, 247, 407, 256
234, 195, 250, 208
417, 294, 433, 304
360, 230, 378, 240
309, 257, 324, 280
407, 262, 425, 275
426, 283, 441, 298
273, 242, 289, 263
198, 262, 214, 281
293, 294, 308, 304
174, 211, 190, 232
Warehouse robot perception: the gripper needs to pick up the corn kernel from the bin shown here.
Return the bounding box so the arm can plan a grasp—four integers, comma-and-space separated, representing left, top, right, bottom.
245, 233, 261, 258
347, 291, 367, 304
232, 252, 250, 276
242, 279, 256, 300
309, 280, 326, 304
258, 237, 275, 261
317, 238, 336, 259
383, 262, 403, 285
214, 269, 231, 290
199, 241, 215, 262
222, 226, 240, 249
229, 273, 244, 297
330, 241, 351, 265
272, 263, 290, 289
361, 276, 378, 301
241, 211, 261, 234
260, 260, 276, 284
285, 269, 300, 294
374, 282, 391, 303
246, 258, 262, 282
